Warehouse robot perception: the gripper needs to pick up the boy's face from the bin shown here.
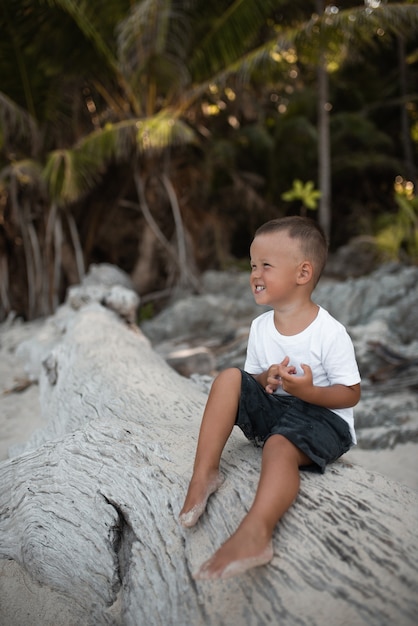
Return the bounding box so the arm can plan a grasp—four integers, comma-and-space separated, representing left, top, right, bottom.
249, 231, 309, 307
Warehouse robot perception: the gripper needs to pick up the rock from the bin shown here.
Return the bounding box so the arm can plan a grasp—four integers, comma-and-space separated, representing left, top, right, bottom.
67, 264, 140, 323
324, 236, 382, 278
1, 290, 418, 625
142, 264, 418, 368
141, 266, 418, 447
141, 293, 255, 344
348, 319, 396, 378
314, 263, 418, 339
15, 264, 140, 384
81, 263, 135, 290
157, 344, 216, 377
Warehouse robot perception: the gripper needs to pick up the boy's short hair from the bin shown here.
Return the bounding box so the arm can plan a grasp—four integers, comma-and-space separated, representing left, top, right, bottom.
254, 216, 328, 285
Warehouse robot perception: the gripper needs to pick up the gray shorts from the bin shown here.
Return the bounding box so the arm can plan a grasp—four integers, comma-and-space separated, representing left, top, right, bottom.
235, 370, 353, 473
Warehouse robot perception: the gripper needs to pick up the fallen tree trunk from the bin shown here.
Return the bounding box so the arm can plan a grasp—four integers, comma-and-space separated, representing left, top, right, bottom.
1, 299, 417, 626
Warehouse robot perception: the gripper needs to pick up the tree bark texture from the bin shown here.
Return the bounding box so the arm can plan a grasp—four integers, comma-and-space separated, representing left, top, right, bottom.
0, 302, 417, 626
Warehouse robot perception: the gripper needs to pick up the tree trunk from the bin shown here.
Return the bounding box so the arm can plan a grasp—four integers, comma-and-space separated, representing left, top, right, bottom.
0, 285, 417, 625
316, 0, 332, 241
398, 34, 417, 187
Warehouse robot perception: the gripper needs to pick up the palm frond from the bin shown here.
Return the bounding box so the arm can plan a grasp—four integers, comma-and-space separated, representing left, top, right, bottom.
77, 122, 135, 164
0, 93, 41, 157
189, 0, 287, 79
117, 0, 178, 72
214, 35, 294, 86
0, 158, 43, 187
136, 112, 197, 154
116, 0, 193, 110
338, 3, 418, 41
39, 0, 141, 115
42, 111, 197, 205
43, 149, 102, 204
297, 3, 418, 63
79, 113, 197, 162
176, 37, 292, 114
40, 0, 119, 73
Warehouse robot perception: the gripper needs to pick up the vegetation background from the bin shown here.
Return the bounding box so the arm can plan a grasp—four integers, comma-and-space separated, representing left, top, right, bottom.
1, 0, 417, 321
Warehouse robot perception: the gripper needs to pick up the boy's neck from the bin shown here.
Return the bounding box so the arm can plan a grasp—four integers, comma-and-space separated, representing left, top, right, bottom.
273, 300, 319, 336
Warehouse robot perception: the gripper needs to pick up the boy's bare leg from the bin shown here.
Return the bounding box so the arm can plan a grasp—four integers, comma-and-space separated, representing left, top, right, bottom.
179, 368, 242, 527
194, 434, 312, 579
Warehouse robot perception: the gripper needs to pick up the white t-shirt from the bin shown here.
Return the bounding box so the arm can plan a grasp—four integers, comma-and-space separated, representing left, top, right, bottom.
244, 306, 361, 444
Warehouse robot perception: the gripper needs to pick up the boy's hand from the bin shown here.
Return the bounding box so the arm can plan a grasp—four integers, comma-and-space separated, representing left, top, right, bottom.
265, 357, 297, 393
279, 363, 313, 398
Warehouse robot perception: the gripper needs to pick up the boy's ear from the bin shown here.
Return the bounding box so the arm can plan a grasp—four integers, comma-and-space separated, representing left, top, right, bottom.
297, 261, 313, 284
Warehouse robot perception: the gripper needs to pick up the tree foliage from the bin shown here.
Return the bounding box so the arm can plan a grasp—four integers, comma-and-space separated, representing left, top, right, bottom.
0, 0, 418, 320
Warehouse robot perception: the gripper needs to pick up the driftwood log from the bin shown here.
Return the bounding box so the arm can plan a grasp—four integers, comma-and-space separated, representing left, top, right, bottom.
1, 299, 418, 626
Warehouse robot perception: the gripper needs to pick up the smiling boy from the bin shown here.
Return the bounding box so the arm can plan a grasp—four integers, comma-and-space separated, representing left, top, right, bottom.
179, 216, 361, 580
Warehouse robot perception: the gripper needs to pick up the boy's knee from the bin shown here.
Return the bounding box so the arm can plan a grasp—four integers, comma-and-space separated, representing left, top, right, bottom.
265, 434, 291, 450
265, 434, 310, 465
216, 367, 242, 384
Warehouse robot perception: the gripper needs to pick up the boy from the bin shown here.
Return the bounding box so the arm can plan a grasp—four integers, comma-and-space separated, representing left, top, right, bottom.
179, 216, 361, 580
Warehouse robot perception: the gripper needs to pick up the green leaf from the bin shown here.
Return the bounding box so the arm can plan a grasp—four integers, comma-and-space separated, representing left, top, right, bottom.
282, 179, 321, 210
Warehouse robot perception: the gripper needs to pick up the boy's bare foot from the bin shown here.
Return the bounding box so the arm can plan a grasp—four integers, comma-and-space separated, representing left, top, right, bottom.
193, 526, 273, 580
179, 472, 224, 528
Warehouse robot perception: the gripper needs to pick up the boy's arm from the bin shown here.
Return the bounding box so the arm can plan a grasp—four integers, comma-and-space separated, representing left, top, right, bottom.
278, 362, 360, 408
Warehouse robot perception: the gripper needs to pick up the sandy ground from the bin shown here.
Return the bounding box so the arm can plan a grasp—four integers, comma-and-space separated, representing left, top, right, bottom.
0, 321, 417, 625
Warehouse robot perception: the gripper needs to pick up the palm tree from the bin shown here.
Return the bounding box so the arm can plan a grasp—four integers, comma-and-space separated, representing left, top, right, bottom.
1, 0, 418, 320
0, 0, 283, 318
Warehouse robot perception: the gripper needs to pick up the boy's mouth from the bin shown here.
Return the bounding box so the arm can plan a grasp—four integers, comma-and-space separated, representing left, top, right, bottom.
255, 285, 265, 292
